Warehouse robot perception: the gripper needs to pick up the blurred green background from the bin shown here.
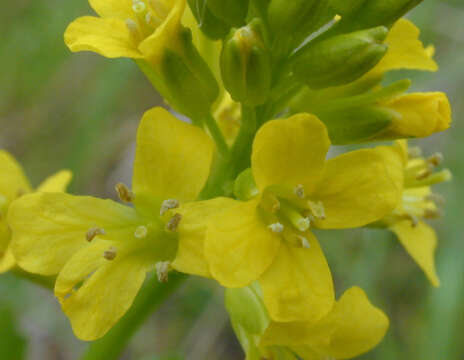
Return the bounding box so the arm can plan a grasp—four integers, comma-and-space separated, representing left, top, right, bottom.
0, 1, 462, 359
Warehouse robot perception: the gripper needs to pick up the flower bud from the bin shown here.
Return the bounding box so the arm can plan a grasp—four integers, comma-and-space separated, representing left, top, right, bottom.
187, 0, 231, 40
138, 27, 219, 119
328, 0, 366, 16
221, 19, 272, 106
207, 0, 249, 27
292, 26, 388, 89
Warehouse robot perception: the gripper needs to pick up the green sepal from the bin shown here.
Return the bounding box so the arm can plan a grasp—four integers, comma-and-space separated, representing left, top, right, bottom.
292, 26, 388, 89
141, 27, 219, 119
207, 0, 249, 27
234, 168, 259, 201
221, 19, 272, 106
187, 0, 231, 39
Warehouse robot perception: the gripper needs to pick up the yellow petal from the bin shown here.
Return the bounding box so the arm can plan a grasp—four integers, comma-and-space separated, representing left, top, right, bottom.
386, 92, 452, 138
390, 220, 440, 287
36, 170, 73, 193
205, 200, 281, 287
64, 16, 143, 59
172, 197, 236, 277
376, 18, 438, 73
259, 238, 334, 323
374, 143, 406, 194
263, 287, 389, 360
252, 114, 330, 193
138, 0, 186, 64
56, 242, 150, 340
313, 149, 399, 229
0, 219, 15, 273
8, 192, 139, 275
88, 0, 133, 19
132, 107, 213, 202
317, 286, 389, 359
0, 151, 31, 202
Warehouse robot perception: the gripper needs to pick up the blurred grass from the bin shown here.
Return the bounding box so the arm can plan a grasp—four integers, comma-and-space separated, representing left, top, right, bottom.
1, 0, 463, 359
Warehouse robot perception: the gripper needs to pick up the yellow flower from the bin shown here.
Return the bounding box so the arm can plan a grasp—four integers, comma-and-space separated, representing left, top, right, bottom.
375, 140, 451, 287
205, 113, 399, 323
0, 151, 71, 273
64, 0, 186, 64
261, 287, 389, 360
8, 107, 232, 340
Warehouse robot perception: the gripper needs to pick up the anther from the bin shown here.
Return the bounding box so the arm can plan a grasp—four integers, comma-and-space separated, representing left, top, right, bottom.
307, 200, 326, 220
166, 213, 182, 232
155, 261, 170, 283
134, 225, 148, 239
427, 153, 443, 167
103, 247, 117, 260
416, 168, 432, 180
425, 193, 445, 205
115, 183, 134, 203
299, 236, 311, 249
160, 199, 180, 216
406, 214, 419, 227
294, 184, 305, 199
268, 222, 284, 233
296, 217, 311, 232
132, 1, 146, 13
86, 227, 106, 242
424, 209, 442, 219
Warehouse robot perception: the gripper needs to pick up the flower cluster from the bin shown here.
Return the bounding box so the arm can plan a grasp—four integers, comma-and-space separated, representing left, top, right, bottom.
1, 0, 452, 358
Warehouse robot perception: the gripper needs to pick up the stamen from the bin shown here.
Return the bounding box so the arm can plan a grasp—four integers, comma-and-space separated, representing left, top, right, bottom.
425, 193, 445, 205
296, 217, 311, 232
134, 225, 148, 239
160, 199, 180, 216
416, 168, 432, 180
307, 200, 326, 220
424, 209, 442, 219
406, 214, 419, 227
115, 183, 134, 203
427, 153, 443, 167
86, 227, 106, 242
166, 213, 182, 232
155, 261, 170, 282
132, 1, 146, 13
299, 236, 311, 249
268, 222, 284, 233
294, 184, 305, 199
103, 247, 117, 260
279, 201, 311, 232
407, 169, 452, 188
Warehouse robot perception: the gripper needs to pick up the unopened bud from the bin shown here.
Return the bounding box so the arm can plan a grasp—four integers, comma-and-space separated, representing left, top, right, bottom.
292, 26, 388, 89
221, 19, 272, 106
187, 0, 231, 40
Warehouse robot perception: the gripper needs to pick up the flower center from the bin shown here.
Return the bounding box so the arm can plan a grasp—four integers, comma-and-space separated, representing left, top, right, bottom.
260, 184, 325, 248
126, 0, 171, 42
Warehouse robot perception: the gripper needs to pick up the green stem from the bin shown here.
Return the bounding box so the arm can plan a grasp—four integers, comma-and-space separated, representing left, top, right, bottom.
203, 114, 229, 157
80, 273, 187, 360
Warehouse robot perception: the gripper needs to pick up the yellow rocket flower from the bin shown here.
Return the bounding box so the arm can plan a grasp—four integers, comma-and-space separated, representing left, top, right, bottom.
261, 287, 389, 360
8, 107, 231, 340
375, 140, 451, 287
64, 0, 186, 64
205, 113, 399, 323
0, 151, 71, 273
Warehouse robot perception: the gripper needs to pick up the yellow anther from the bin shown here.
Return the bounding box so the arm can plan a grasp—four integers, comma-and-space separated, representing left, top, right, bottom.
134, 225, 148, 239
103, 247, 117, 260
166, 213, 182, 232
132, 1, 146, 13
296, 217, 310, 232
425, 193, 445, 205
307, 200, 326, 220
427, 153, 443, 167
294, 184, 305, 199
416, 168, 432, 180
155, 261, 170, 283
86, 227, 106, 242
424, 209, 442, 219
115, 183, 134, 203
160, 199, 180, 216
268, 222, 284, 233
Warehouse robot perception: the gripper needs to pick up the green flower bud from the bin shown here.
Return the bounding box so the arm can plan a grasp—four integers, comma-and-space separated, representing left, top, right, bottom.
268, 0, 334, 55
221, 19, 272, 106
330, 0, 423, 33
234, 168, 258, 201
187, 0, 230, 40
207, 0, 249, 27
292, 26, 388, 89
138, 27, 219, 119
